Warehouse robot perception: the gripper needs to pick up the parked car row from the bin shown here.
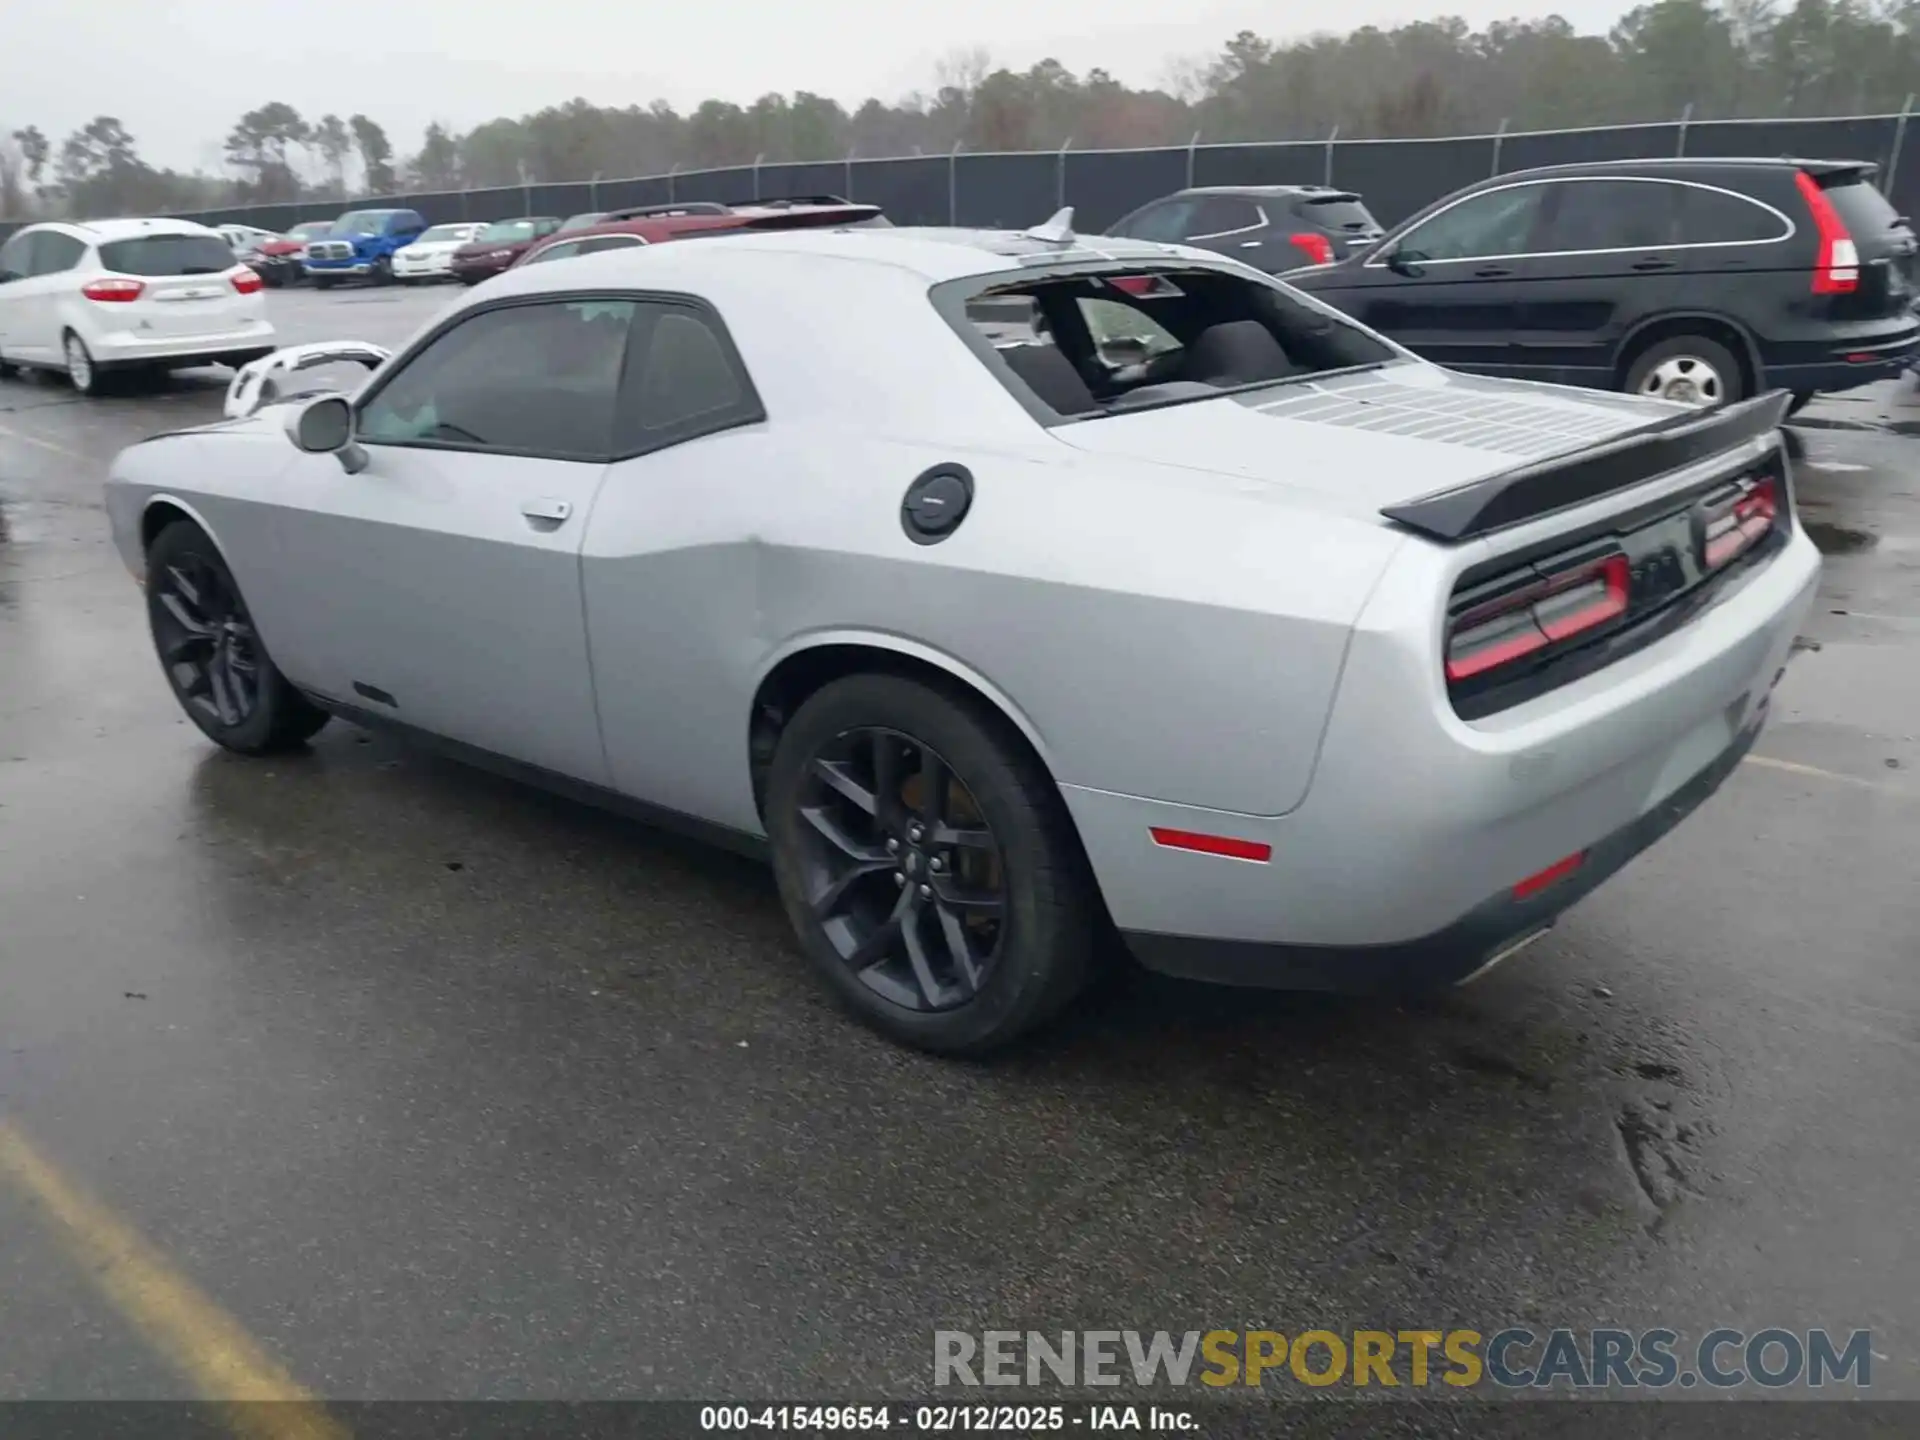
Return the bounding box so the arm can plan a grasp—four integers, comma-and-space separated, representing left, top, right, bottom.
1111, 157, 1920, 410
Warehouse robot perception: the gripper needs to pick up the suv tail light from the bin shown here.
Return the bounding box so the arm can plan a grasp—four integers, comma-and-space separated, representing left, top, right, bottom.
1697, 476, 1779, 569
231, 268, 264, 294
81, 278, 145, 303
1286, 232, 1334, 265
1795, 171, 1859, 294
1445, 551, 1630, 683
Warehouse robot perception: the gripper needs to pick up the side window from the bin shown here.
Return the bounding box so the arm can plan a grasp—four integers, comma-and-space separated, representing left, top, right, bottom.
526, 241, 580, 265
1189, 197, 1263, 237
613, 301, 764, 454
0, 232, 25, 277
34, 234, 85, 274
1540, 179, 1681, 251
576, 235, 647, 255
537, 219, 561, 237
1393, 185, 1549, 263
1677, 186, 1789, 244
358, 300, 637, 460
1113, 200, 1196, 243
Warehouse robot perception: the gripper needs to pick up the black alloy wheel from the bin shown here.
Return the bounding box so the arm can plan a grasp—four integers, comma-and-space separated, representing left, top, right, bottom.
766, 672, 1097, 1053
151, 550, 263, 730
144, 521, 328, 753
795, 726, 1007, 1012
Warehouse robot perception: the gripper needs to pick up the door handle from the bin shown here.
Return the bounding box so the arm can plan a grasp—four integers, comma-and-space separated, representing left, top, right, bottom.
1472, 265, 1513, 278
1631, 257, 1676, 272
519, 497, 573, 524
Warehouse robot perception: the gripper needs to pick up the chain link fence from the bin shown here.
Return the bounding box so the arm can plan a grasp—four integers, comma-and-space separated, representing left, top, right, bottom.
6, 110, 1917, 244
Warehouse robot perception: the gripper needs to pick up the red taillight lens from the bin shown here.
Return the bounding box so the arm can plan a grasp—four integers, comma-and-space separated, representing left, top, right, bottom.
1445, 553, 1630, 683
1287, 232, 1334, 266
1701, 477, 1779, 569
81, 278, 144, 302
231, 267, 264, 294
1795, 171, 1858, 295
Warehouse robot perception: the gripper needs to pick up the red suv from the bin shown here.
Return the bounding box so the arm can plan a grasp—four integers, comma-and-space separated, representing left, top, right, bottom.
510, 197, 886, 270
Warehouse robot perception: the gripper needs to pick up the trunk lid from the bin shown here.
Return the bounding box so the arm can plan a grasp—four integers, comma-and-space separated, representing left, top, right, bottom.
1050, 361, 1684, 520
95, 233, 249, 338
1804, 165, 1918, 318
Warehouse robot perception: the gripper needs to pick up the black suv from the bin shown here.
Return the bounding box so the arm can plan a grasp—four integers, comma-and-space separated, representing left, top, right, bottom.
1105, 185, 1386, 271
1283, 157, 1920, 408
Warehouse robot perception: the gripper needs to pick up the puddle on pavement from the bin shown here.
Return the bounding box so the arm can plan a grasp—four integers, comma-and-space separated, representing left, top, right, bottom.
1801, 520, 1879, 554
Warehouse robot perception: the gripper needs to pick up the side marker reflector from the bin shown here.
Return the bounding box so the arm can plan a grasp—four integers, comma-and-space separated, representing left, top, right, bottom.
1513, 850, 1586, 900
1149, 827, 1272, 863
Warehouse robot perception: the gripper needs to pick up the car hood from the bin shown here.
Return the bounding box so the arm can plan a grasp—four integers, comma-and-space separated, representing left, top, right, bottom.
454, 239, 533, 259
401, 240, 468, 257
1051, 361, 1686, 520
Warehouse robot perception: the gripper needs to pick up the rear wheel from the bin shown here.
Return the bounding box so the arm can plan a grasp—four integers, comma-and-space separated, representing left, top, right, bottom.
1624, 334, 1744, 408
145, 521, 329, 754
765, 673, 1097, 1054
63, 331, 104, 396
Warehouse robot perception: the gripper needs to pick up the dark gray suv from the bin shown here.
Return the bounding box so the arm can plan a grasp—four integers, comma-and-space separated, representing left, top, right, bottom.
1104, 185, 1386, 271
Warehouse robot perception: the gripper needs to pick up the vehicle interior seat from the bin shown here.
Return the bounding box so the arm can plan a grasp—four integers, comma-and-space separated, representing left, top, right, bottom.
1183, 319, 1297, 387
998, 343, 1101, 415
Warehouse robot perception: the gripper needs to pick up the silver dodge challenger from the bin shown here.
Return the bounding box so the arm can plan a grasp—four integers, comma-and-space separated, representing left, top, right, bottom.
103, 217, 1820, 1053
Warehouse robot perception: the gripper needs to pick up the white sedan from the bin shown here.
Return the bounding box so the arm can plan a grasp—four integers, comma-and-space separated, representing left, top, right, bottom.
0, 217, 276, 395
392, 223, 485, 283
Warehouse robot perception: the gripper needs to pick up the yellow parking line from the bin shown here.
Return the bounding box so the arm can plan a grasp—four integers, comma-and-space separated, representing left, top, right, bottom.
1743, 753, 1903, 793
0, 1122, 349, 1440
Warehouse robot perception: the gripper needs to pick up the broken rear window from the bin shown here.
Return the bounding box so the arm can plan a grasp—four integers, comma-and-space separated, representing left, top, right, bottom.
942, 265, 1396, 422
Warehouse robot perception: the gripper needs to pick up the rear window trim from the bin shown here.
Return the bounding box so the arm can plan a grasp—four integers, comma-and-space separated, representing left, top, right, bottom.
933, 260, 1404, 428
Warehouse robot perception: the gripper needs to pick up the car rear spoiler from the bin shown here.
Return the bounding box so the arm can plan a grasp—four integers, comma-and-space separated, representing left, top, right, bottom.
1380, 389, 1793, 543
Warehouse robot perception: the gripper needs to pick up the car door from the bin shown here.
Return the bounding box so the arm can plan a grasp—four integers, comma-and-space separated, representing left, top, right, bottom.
1506, 177, 1687, 384
262, 295, 638, 784
577, 298, 771, 825
5, 232, 87, 362
1328, 181, 1553, 373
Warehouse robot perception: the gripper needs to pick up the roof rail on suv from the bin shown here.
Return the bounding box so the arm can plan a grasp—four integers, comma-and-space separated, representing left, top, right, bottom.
604, 202, 732, 220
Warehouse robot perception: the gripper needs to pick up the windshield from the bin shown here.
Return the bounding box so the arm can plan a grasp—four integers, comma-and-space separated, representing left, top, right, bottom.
559, 213, 607, 233
479, 219, 540, 242
944, 265, 1395, 423
290, 222, 332, 239
416, 225, 469, 243
334, 211, 395, 234
98, 234, 237, 277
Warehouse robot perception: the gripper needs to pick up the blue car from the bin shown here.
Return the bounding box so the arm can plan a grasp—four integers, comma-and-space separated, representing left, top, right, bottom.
303, 208, 427, 288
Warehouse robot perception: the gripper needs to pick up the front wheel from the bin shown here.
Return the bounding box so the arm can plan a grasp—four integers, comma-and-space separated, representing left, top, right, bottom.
765, 673, 1097, 1054
145, 521, 329, 754
369, 256, 393, 286
1624, 334, 1744, 408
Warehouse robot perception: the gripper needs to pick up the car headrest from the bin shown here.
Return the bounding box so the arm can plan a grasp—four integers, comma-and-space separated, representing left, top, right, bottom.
1185, 319, 1295, 386
998, 343, 1099, 416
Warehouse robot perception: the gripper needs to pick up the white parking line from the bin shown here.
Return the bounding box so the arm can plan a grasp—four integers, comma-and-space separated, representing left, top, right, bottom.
1744, 753, 1907, 794
0, 417, 91, 463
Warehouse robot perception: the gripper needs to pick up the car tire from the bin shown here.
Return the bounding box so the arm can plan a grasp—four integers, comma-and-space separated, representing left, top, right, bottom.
370, 255, 393, 286
1623, 334, 1745, 407
62, 330, 106, 396
765, 672, 1097, 1054
145, 520, 329, 755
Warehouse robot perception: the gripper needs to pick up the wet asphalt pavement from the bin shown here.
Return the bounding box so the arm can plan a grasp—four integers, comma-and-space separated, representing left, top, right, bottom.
1, 285, 1917, 1408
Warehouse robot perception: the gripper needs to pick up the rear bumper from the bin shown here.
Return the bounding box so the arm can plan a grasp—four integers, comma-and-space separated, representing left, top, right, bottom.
89, 323, 278, 370
1124, 704, 1765, 993
1759, 318, 1920, 394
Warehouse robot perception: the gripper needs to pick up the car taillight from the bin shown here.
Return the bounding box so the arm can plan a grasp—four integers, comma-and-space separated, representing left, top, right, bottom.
231, 268, 264, 294
81, 278, 144, 302
1287, 232, 1333, 265
1698, 476, 1779, 569
1445, 551, 1630, 683
1795, 171, 1859, 295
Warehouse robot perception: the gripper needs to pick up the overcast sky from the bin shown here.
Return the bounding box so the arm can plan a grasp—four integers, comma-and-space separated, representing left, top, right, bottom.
5, 0, 1628, 173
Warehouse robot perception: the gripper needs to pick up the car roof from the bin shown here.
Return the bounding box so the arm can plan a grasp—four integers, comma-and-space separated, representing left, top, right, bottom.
485, 223, 1206, 297
57, 216, 221, 241
1177, 185, 1356, 199
1485, 155, 1875, 183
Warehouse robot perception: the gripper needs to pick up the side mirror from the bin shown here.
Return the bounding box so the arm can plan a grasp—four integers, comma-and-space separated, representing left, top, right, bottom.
284, 394, 368, 474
